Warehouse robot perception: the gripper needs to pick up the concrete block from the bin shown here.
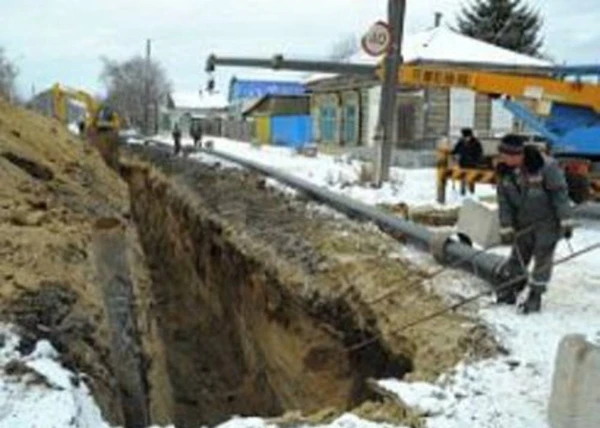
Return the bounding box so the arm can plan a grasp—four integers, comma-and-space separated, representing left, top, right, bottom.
548, 334, 600, 428
456, 199, 500, 248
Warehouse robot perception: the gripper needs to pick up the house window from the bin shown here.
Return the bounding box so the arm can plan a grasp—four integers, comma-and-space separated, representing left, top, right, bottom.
342, 104, 358, 145
449, 88, 475, 138
320, 106, 337, 143
491, 99, 514, 137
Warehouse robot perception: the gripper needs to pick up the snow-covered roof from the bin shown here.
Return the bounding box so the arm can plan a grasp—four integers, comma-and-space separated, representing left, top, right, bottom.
305, 26, 552, 83
404, 27, 551, 66
170, 91, 229, 110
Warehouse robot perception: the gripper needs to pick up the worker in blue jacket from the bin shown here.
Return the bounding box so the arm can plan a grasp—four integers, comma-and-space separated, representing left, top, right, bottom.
495, 134, 574, 313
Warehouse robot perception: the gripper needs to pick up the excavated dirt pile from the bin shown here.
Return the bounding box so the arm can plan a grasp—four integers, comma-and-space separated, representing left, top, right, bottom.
0, 97, 497, 428
0, 99, 173, 427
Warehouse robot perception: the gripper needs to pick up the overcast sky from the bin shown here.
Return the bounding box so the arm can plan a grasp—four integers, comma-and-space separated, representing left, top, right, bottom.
0, 0, 598, 98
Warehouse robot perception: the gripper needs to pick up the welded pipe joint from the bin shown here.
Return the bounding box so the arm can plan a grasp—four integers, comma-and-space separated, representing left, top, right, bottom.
429, 231, 455, 263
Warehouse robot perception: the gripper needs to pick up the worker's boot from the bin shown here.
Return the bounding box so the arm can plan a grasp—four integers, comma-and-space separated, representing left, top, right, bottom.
495, 264, 527, 305
518, 285, 546, 314
496, 286, 517, 305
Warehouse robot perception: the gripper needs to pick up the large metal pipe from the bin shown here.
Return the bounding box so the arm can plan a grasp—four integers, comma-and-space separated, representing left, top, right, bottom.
195, 146, 507, 284
574, 202, 600, 221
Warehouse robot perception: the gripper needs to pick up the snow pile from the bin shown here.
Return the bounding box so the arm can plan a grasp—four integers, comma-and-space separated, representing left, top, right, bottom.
0, 324, 110, 428
216, 414, 407, 428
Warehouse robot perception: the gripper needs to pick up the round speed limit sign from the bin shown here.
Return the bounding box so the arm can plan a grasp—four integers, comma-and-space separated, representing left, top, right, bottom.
361, 20, 391, 57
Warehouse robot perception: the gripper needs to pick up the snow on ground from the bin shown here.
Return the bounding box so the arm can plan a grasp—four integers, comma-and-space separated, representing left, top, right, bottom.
215, 414, 407, 428
151, 136, 600, 428
149, 414, 406, 428
0, 324, 111, 428
377, 222, 600, 428
375, 220, 600, 427
153, 135, 496, 209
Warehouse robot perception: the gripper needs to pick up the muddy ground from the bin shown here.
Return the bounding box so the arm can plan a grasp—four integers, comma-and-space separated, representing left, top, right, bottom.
0, 96, 497, 428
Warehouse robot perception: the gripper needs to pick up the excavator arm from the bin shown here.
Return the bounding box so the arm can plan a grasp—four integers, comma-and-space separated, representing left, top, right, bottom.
50, 83, 120, 132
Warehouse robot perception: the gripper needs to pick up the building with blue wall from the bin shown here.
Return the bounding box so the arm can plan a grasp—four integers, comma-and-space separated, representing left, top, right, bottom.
228, 77, 306, 119
242, 94, 312, 148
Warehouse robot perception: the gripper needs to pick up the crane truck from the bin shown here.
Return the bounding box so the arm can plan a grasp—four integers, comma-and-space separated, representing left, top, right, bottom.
206, 55, 600, 204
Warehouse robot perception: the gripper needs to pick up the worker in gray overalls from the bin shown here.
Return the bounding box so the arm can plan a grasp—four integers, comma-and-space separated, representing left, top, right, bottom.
495, 134, 574, 313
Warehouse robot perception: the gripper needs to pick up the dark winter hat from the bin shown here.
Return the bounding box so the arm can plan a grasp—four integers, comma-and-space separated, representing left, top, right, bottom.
499, 134, 525, 155
461, 128, 474, 138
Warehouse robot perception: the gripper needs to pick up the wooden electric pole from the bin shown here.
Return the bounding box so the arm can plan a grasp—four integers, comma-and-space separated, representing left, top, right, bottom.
375, 0, 407, 186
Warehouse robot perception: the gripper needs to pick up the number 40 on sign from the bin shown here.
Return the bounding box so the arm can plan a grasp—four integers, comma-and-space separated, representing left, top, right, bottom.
361, 20, 391, 57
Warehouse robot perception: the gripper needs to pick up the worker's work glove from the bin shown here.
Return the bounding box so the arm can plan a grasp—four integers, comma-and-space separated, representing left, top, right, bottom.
560, 219, 576, 240
499, 227, 515, 245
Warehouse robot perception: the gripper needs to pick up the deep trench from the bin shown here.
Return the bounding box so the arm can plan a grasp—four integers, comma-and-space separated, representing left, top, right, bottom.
117, 149, 414, 427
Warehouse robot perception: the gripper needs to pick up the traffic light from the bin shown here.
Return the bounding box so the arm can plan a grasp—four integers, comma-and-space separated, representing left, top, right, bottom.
207, 77, 215, 92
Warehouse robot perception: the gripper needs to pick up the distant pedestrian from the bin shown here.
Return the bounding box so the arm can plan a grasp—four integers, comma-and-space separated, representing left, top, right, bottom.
452, 128, 484, 194
495, 134, 574, 314
77, 120, 86, 136
172, 123, 182, 155
190, 122, 203, 148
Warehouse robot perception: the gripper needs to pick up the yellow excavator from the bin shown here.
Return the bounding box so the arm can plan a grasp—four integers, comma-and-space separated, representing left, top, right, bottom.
50, 83, 121, 169
50, 83, 121, 131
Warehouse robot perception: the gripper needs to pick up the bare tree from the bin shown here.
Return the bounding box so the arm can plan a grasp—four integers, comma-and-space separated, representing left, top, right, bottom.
100, 55, 171, 132
0, 47, 18, 102
329, 35, 360, 62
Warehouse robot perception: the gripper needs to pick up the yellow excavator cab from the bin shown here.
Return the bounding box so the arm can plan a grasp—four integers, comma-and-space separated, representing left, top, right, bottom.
50, 83, 121, 133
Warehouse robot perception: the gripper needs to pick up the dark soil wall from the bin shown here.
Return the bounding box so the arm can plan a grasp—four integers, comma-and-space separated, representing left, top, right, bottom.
124, 149, 411, 427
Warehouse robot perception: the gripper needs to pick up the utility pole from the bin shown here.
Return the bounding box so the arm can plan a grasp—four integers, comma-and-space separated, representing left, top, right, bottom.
375, 0, 407, 186
144, 39, 151, 135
